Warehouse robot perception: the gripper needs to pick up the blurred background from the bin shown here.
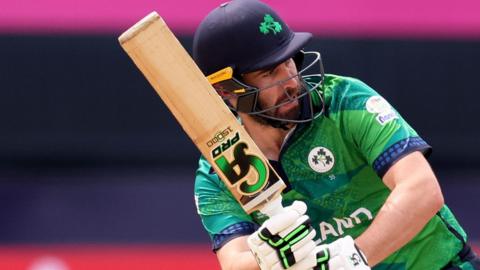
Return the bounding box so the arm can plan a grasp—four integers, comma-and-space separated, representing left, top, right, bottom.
1, 0, 479, 269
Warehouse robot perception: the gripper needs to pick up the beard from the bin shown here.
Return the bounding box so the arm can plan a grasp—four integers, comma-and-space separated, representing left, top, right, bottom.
251, 92, 302, 128
260, 83, 302, 121
271, 99, 301, 120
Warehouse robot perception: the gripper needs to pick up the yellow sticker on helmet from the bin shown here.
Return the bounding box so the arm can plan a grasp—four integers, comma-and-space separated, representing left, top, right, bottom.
207, 67, 234, 85
233, 89, 246, 94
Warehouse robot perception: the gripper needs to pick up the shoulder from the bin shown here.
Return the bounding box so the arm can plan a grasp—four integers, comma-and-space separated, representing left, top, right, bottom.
195, 156, 224, 194
323, 74, 372, 91
322, 74, 380, 113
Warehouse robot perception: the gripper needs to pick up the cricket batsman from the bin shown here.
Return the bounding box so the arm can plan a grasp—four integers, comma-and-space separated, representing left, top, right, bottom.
192, 0, 480, 269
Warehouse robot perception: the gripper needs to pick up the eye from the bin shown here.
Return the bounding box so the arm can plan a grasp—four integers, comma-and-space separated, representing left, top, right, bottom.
261, 68, 275, 78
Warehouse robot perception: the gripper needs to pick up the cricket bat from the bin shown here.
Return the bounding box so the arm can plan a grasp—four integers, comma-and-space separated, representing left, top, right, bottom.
118, 12, 286, 216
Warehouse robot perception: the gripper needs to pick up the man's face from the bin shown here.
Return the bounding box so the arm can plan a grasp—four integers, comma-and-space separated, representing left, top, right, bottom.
242, 58, 301, 121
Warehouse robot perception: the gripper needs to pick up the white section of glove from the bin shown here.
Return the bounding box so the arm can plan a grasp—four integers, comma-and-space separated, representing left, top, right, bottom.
288, 235, 371, 270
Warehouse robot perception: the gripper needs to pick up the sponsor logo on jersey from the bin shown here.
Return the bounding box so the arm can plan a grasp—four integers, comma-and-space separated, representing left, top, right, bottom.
376, 111, 397, 125
365, 96, 398, 125
316, 207, 373, 244
308, 147, 335, 173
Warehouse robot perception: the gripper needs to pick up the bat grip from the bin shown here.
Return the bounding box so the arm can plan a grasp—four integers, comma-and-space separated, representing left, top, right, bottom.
260, 196, 285, 217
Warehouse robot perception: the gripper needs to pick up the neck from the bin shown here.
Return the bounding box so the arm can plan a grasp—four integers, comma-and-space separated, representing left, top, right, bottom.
239, 113, 294, 161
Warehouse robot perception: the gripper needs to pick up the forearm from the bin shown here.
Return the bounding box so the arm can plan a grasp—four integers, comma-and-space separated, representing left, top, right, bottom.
217, 236, 260, 270
355, 155, 444, 266
356, 183, 442, 265
219, 250, 259, 270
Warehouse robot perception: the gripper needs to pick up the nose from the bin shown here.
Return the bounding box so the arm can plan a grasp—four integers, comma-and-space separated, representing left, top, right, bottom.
277, 62, 298, 96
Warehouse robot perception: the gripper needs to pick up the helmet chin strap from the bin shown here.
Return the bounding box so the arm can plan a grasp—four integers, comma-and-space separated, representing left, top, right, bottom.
267, 119, 291, 130
252, 113, 292, 130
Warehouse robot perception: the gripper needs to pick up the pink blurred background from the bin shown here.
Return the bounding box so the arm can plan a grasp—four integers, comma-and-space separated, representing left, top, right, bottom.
1, 0, 480, 37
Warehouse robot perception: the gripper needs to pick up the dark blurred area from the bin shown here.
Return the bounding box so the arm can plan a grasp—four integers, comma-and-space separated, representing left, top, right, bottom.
0, 35, 479, 247
2, 35, 479, 169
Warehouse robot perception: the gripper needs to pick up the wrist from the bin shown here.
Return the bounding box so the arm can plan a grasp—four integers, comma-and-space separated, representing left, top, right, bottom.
353, 238, 369, 267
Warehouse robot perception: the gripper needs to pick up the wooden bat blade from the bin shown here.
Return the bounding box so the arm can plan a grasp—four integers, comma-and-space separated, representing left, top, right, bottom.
118, 11, 285, 215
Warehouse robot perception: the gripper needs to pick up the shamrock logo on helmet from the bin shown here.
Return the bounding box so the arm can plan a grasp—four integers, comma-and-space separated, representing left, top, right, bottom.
259, 14, 282, 35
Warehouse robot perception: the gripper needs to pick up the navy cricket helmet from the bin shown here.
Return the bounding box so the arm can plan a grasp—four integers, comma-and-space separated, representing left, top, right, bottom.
193, 0, 311, 76
193, 0, 325, 126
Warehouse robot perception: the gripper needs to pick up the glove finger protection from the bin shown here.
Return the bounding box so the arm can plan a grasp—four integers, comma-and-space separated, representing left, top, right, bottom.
247, 201, 317, 270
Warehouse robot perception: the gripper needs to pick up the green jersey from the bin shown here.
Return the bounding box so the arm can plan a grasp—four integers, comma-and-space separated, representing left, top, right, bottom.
194, 74, 467, 269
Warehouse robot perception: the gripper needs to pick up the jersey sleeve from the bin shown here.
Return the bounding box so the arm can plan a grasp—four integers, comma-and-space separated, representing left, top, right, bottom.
194, 156, 258, 251
330, 76, 432, 177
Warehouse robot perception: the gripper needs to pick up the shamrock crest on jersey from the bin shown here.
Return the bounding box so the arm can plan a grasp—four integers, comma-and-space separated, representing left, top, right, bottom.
308, 147, 335, 173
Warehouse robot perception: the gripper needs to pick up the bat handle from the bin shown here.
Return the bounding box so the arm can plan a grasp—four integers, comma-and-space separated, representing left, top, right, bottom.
260, 196, 285, 217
